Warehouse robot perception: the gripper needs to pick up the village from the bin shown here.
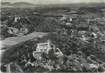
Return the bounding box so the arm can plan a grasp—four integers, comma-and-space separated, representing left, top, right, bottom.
1, 4, 105, 73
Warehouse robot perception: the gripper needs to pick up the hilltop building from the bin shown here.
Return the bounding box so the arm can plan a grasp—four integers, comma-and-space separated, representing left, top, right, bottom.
33, 40, 63, 60
35, 40, 55, 54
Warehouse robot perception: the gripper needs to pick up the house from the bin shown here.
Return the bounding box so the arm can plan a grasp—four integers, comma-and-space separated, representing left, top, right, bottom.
14, 16, 21, 22
35, 40, 55, 54
33, 40, 63, 60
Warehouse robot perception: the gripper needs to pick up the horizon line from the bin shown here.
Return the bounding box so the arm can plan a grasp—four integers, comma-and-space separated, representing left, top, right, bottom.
2, 1, 105, 5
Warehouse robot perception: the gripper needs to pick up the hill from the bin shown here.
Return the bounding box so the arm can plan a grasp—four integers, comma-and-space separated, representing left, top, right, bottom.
1, 2, 105, 8
1, 2, 35, 8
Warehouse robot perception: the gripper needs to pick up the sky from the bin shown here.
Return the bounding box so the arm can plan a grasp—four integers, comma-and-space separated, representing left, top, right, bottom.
1, 0, 105, 4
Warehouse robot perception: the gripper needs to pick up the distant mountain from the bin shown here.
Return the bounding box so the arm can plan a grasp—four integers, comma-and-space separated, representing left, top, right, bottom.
1, 2, 11, 5
1, 2, 105, 8
1, 2, 35, 8
12, 2, 35, 7
44, 3, 105, 8
1, 2, 12, 7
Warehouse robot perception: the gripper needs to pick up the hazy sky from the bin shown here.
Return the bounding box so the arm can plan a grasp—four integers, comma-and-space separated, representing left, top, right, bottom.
2, 0, 105, 4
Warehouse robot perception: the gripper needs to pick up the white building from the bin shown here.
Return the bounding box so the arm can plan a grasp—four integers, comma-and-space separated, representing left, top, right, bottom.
35, 40, 55, 54
33, 40, 63, 60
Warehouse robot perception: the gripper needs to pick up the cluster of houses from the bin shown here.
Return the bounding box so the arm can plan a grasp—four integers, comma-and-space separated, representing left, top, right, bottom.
59, 14, 105, 52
